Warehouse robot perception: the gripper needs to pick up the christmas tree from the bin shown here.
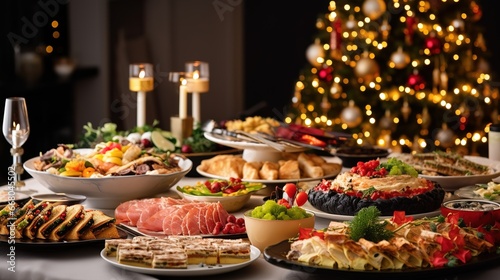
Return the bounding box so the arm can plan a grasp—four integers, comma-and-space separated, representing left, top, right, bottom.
286, 0, 496, 155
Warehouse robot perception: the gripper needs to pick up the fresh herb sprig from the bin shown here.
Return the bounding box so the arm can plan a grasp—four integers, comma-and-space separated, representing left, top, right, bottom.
348, 206, 394, 242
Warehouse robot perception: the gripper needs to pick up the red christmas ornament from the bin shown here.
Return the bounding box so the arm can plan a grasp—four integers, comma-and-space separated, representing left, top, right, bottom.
330, 18, 342, 50
424, 35, 441, 55
407, 72, 426, 90
318, 66, 333, 82
404, 16, 416, 44
471, 1, 482, 21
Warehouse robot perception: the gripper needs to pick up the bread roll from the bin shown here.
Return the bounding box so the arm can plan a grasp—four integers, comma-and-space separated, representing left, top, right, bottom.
297, 153, 323, 178
243, 162, 263, 179
320, 162, 342, 176
259, 161, 280, 180
278, 160, 301, 179
199, 155, 246, 178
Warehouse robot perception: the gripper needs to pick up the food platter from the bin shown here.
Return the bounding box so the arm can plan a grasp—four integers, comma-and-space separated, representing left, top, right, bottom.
301, 201, 441, 221
204, 132, 307, 161
0, 228, 128, 248
24, 155, 192, 209
418, 156, 500, 192
204, 132, 306, 152
196, 166, 340, 185
116, 223, 247, 239
455, 185, 500, 202
263, 240, 500, 279
100, 245, 260, 276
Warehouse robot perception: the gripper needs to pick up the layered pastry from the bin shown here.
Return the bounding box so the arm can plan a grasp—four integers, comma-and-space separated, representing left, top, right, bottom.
218, 243, 251, 264
152, 253, 188, 269
117, 249, 154, 267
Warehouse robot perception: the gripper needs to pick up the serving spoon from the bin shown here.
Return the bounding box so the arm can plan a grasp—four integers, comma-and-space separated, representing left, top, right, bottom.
201, 119, 287, 152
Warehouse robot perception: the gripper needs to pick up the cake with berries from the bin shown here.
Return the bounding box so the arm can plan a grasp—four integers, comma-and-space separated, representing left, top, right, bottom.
307, 158, 445, 216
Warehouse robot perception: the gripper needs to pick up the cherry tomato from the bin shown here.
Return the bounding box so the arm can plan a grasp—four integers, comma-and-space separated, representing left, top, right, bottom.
277, 198, 291, 209
283, 183, 297, 200
295, 191, 308, 206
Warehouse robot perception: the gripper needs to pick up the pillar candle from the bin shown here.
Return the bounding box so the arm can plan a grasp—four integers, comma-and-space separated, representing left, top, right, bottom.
179, 83, 188, 119
137, 91, 146, 127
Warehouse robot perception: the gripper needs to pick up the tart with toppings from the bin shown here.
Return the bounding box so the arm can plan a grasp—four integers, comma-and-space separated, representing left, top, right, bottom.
307, 158, 445, 216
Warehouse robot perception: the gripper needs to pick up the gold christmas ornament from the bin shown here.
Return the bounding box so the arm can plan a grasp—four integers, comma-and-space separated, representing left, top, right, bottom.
421, 107, 431, 130
379, 109, 394, 131
340, 100, 363, 128
354, 52, 380, 84
477, 58, 490, 74
401, 100, 411, 122
440, 69, 448, 91
475, 33, 487, 52
321, 95, 332, 114
329, 82, 342, 97
380, 19, 391, 40
345, 14, 357, 31
432, 65, 440, 93
451, 18, 465, 31
362, 0, 387, 20
306, 39, 325, 68
316, 18, 325, 29
389, 47, 410, 69
436, 123, 455, 148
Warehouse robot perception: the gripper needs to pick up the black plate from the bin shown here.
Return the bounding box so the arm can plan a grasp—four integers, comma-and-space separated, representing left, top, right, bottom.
335, 147, 389, 167
263, 240, 500, 279
0, 227, 128, 248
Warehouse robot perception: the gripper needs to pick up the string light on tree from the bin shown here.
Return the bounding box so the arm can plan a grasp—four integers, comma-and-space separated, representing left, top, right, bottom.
286, 0, 494, 155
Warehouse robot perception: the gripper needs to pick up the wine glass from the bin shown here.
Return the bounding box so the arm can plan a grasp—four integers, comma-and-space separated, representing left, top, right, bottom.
3, 97, 30, 188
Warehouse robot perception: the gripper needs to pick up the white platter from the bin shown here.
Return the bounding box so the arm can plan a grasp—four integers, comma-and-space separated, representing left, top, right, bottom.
418, 156, 500, 192
100, 246, 260, 276
301, 201, 441, 221
204, 132, 307, 161
196, 164, 340, 185
204, 132, 306, 152
454, 185, 500, 202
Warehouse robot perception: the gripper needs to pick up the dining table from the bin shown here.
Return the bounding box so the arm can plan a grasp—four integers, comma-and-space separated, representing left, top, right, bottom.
1, 174, 500, 280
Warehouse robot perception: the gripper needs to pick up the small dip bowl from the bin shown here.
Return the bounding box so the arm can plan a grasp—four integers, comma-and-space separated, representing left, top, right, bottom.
440, 199, 500, 227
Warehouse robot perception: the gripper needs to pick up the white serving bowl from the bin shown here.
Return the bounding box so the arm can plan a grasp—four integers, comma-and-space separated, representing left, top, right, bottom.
24, 156, 192, 209
177, 191, 252, 213
244, 210, 315, 253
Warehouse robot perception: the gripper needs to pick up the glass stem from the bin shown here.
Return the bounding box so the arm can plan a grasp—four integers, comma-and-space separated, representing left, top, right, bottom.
11, 147, 25, 188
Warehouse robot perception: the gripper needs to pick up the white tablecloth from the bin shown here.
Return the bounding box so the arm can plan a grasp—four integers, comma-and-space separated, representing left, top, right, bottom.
1, 177, 500, 280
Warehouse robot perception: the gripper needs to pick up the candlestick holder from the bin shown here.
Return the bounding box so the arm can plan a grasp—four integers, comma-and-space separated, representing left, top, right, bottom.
169, 72, 193, 142
185, 61, 209, 128
129, 63, 154, 128
2, 97, 30, 188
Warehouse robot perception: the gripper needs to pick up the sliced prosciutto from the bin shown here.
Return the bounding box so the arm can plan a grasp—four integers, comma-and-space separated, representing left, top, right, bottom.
164, 205, 192, 235
115, 200, 137, 225
115, 197, 233, 236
